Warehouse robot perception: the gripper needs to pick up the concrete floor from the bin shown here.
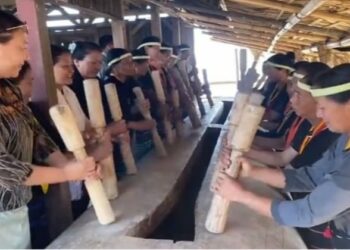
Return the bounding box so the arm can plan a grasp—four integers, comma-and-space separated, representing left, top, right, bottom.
48, 101, 306, 249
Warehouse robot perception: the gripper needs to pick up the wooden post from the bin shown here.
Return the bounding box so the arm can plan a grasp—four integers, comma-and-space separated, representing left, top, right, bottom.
111, 0, 126, 48
151, 5, 162, 40
180, 20, 195, 50
172, 17, 181, 45
202, 69, 214, 107
234, 49, 240, 89
15, 0, 72, 240
16, 0, 57, 108
317, 44, 333, 66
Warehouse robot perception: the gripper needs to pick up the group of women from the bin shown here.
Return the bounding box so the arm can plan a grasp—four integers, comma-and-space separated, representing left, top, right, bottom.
0, 10, 202, 249
3, 6, 350, 249
213, 52, 350, 249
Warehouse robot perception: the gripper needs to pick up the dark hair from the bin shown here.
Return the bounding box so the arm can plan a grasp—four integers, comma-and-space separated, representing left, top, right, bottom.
313, 63, 350, 103
71, 41, 101, 61
0, 10, 26, 44
303, 62, 330, 87
51, 45, 70, 65
267, 52, 295, 73
99, 35, 113, 50
294, 61, 309, 72
11, 61, 31, 85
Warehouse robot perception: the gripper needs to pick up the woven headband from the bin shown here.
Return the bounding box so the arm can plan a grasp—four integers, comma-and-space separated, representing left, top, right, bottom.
311, 82, 350, 97
107, 53, 132, 67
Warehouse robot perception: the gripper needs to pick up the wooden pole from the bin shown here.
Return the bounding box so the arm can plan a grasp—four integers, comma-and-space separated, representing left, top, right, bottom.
206, 103, 265, 233
178, 60, 206, 116
83, 79, 119, 200
172, 17, 181, 45
151, 71, 175, 144
180, 20, 195, 51
16, 0, 72, 239
235, 49, 240, 89
171, 89, 185, 137
169, 66, 202, 128
104, 83, 138, 175
202, 69, 214, 107
239, 49, 247, 78
133, 87, 168, 157
111, 0, 126, 48
317, 44, 333, 66
151, 5, 162, 39
50, 105, 115, 225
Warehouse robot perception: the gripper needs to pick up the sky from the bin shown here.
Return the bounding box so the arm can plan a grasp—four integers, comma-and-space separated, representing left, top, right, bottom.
193, 29, 269, 97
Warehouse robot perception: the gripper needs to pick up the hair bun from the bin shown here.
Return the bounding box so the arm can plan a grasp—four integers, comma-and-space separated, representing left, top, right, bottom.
286, 52, 296, 62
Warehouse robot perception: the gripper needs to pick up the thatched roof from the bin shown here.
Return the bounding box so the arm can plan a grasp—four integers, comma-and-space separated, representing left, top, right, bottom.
2, 0, 350, 62
143, 0, 350, 61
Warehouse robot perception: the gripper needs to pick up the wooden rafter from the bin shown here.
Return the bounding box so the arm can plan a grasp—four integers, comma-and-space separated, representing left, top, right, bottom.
163, 1, 344, 38
227, 0, 350, 24
268, 0, 327, 52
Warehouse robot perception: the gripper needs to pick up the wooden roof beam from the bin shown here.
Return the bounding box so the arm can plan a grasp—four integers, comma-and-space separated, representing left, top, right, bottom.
212, 34, 299, 50
212, 37, 290, 52
165, 2, 344, 38
267, 0, 327, 52
212, 37, 267, 50
302, 36, 350, 53
203, 29, 314, 47
197, 21, 327, 42
228, 0, 350, 24
180, 12, 278, 34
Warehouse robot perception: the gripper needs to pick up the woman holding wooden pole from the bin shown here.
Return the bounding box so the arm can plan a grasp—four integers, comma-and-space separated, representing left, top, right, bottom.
159, 43, 185, 137
177, 44, 206, 117
137, 37, 175, 145
131, 49, 166, 158
102, 49, 156, 163
69, 42, 129, 179
214, 64, 350, 249
0, 11, 100, 248
168, 54, 201, 129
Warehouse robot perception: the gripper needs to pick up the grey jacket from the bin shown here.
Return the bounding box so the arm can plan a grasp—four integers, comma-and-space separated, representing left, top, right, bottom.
272, 134, 350, 235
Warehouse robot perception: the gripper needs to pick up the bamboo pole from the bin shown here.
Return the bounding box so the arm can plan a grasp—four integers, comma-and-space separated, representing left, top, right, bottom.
151, 70, 176, 145
104, 83, 138, 175
169, 66, 202, 128
50, 105, 115, 225
83, 79, 118, 200
132, 87, 168, 157
177, 60, 206, 117
206, 103, 265, 233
